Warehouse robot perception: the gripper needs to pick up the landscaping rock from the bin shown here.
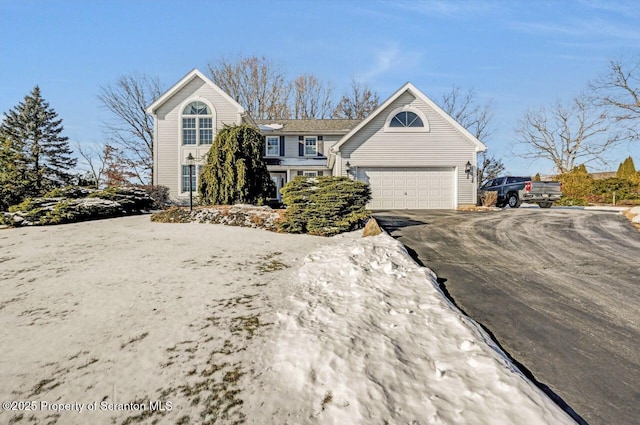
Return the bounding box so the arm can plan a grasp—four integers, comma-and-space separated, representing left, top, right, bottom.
362, 217, 383, 237
151, 205, 283, 232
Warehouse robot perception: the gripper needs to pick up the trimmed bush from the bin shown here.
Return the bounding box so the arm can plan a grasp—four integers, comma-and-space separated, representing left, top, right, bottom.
279, 176, 371, 237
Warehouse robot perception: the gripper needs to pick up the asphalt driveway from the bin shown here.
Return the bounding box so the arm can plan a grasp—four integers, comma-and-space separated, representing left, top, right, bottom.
375, 208, 640, 425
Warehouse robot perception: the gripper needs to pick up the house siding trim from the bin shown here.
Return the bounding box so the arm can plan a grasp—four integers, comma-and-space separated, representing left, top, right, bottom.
331, 82, 486, 154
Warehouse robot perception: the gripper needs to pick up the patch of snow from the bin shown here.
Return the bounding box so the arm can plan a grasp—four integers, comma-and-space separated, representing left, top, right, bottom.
584, 206, 629, 212
246, 232, 577, 424
0, 217, 578, 424
258, 123, 284, 131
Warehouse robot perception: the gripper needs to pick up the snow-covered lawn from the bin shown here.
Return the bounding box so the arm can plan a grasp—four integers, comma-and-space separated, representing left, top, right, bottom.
0, 216, 576, 424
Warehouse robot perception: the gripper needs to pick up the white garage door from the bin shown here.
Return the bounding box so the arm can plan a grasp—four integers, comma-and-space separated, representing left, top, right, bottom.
357, 167, 455, 209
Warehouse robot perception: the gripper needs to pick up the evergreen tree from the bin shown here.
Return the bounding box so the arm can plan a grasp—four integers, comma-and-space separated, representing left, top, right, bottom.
0, 137, 29, 210
0, 86, 76, 195
616, 156, 636, 180
199, 124, 274, 205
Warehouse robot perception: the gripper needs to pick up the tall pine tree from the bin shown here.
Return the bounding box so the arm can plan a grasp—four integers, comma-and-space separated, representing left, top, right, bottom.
0, 137, 29, 210
199, 124, 274, 205
0, 86, 76, 195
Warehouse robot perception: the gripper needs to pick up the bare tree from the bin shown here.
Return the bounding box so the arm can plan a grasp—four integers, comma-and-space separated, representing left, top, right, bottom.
438, 86, 503, 183
76, 142, 107, 189
333, 79, 379, 119
208, 56, 291, 120
98, 73, 162, 185
590, 56, 640, 140
440, 86, 493, 141
293, 74, 334, 119
515, 93, 621, 174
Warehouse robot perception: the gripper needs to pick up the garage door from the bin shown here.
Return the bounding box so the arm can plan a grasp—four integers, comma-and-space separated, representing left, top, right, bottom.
357, 167, 455, 209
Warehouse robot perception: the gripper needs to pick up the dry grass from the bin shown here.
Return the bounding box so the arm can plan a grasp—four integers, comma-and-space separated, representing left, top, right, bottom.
623, 210, 640, 231
482, 191, 498, 207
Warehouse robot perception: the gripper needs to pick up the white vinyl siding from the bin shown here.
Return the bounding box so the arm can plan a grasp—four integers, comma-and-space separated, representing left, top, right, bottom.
340, 91, 477, 205
153, 75, 243, 200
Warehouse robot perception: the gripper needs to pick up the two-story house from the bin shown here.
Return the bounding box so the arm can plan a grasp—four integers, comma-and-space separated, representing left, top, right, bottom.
146, 69, 486, 209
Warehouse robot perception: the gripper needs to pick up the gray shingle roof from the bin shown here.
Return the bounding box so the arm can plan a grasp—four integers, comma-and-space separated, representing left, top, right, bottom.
255, 119, 360, 134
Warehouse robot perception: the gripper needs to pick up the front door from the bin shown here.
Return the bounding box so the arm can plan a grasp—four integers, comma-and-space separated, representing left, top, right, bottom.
270, 173, 286, 201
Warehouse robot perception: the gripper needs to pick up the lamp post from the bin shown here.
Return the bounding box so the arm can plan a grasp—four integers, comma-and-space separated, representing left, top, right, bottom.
187, 153, 195, 211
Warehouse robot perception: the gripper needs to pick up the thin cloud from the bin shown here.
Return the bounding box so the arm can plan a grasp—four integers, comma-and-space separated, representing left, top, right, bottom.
394, 0, 498, 18
579, 0, 640, 18
358, 44, 400, 81
509, 17, 640, 40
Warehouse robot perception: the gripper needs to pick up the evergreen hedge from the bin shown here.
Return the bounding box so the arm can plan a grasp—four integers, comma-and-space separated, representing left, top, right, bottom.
279, 176, 371, 236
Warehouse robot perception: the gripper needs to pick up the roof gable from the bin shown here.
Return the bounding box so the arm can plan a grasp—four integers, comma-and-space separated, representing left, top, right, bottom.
331, 82, 487, 153
146, 69, 245, 115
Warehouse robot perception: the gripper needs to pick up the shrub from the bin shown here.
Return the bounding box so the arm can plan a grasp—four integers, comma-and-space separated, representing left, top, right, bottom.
199, 124, 274, 205
591, 178, 639, 201
279, 176, 371, 236
556, 165, 594, 200
88, 186, 153, 212
150, 207, 193, 223
144, 185, 170, 209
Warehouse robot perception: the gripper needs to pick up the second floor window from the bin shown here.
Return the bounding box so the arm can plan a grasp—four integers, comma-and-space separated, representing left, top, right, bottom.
390, 111, 423, 128
266, 136, 280, 156
182, 101, 213, 145
304, 136, 317, 156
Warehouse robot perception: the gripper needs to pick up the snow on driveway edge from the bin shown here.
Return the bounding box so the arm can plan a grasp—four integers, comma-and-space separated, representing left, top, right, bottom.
246, 231, 577, 425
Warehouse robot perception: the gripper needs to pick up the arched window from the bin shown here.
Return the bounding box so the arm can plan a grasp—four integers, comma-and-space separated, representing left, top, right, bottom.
389, 111, 423, 127
384, 107, 429, 132
182, 101, 213, 145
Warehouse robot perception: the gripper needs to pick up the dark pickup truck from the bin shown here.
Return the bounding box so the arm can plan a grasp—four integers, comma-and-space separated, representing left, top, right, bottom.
478, 176, 562, 208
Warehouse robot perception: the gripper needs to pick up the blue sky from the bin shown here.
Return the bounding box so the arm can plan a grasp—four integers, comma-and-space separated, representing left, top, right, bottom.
1, 0, 639, 175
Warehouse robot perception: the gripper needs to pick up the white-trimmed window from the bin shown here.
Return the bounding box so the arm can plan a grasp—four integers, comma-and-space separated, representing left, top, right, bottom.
266, 136, 280, 156
390, 111, 423, 127
182, 101, 214, 145
181, 165, 203, 192
304, 136, 317, 156
384, 107, 430, 132
297, 170, 323, 177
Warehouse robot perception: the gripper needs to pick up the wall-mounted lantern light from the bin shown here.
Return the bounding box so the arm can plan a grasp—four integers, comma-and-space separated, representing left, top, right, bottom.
465, 161, 473, 180
345, 161, 351, 172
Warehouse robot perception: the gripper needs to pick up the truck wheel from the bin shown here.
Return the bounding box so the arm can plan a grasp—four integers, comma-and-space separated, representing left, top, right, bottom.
507, 193, 521, 208
538, 202, 552, 208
